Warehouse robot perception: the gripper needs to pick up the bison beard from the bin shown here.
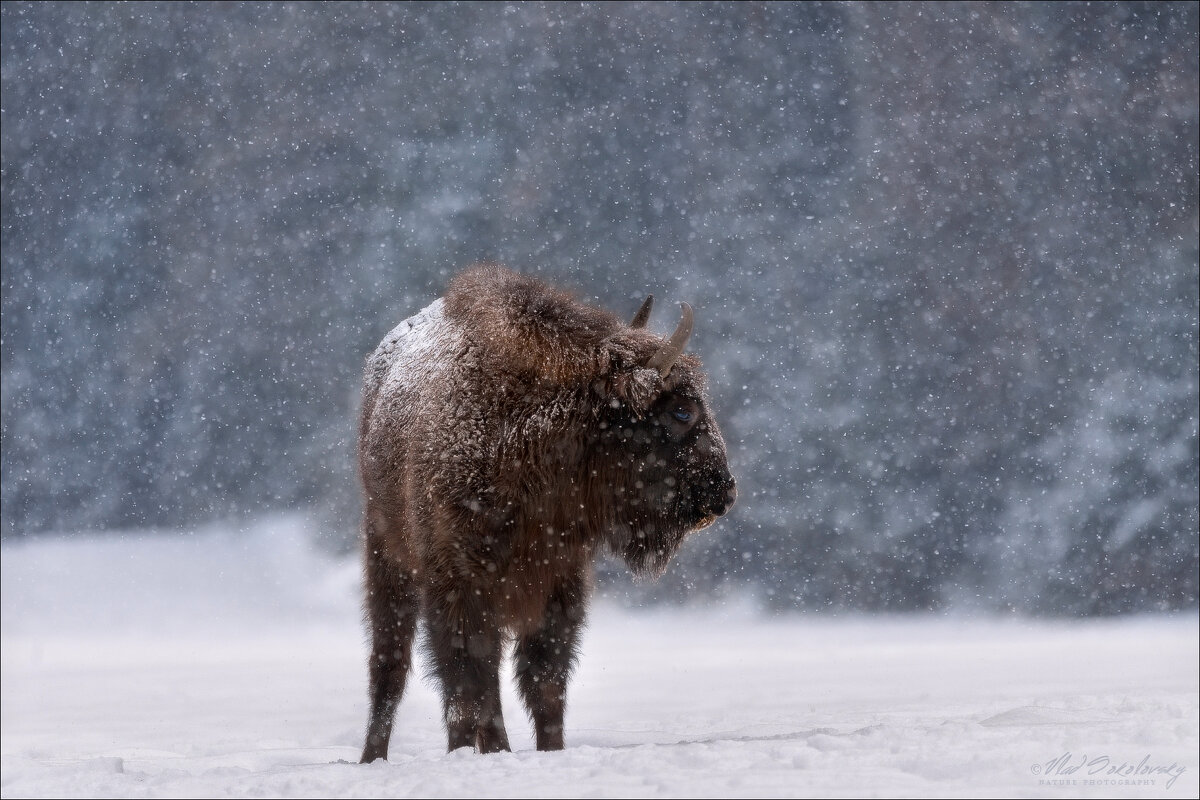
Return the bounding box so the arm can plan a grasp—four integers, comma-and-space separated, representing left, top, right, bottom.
357, 265, 736, 761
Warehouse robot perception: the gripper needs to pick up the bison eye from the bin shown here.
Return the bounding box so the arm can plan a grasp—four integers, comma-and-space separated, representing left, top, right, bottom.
671, 409, 692, 423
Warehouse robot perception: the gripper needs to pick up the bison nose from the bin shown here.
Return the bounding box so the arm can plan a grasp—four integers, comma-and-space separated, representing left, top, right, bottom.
707, 475, 737, 518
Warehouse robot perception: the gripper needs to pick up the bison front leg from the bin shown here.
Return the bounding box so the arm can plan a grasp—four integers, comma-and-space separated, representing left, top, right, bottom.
427, 598, 511, 754
514, 573, 588, 751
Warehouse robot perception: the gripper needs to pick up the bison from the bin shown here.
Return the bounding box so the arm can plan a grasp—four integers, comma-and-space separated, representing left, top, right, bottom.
357, 265, 736, 761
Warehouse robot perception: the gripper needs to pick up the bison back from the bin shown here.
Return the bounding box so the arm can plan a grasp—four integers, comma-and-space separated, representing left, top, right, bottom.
359, 298, 465, 549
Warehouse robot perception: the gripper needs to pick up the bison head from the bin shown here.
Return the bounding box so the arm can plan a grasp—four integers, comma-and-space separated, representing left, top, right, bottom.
587, 299, 737, 577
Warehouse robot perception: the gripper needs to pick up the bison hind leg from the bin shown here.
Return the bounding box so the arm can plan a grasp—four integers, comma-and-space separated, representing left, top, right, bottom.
426, 599, 512, 754
360, 531, 419, 763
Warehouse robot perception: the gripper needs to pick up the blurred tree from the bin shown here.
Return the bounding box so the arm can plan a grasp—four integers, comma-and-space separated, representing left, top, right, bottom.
2, 1, 1195, 614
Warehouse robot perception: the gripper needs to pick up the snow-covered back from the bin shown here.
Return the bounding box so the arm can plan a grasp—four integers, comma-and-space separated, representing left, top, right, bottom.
368, 297, 451, 402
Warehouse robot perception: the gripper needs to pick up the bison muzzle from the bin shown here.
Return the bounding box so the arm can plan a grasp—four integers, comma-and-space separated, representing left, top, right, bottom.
357, 265, 736, 761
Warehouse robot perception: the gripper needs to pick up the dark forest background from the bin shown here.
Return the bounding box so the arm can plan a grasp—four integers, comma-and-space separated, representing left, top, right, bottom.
3, 2, 1196, 615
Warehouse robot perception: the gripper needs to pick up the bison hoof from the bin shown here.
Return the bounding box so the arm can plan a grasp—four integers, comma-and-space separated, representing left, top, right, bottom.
476, 730, 512, 754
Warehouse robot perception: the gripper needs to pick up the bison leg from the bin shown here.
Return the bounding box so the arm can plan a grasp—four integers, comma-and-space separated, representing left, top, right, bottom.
427, 599, 511, 754
360, 531, 418, 764
514, 573, 588, 751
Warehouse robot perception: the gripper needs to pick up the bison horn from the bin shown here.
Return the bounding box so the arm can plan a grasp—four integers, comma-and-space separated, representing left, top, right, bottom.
645, 302, 693, 378
629, 295, 653, 328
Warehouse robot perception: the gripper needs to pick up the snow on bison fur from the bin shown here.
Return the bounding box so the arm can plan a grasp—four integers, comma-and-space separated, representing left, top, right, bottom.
357, 265, 737, 761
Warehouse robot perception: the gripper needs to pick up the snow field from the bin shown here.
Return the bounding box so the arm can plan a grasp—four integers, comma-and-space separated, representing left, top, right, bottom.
2, 520, 1197, 798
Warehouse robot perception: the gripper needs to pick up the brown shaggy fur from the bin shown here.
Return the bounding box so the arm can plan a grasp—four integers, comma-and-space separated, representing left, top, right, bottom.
358, 265, 735, 761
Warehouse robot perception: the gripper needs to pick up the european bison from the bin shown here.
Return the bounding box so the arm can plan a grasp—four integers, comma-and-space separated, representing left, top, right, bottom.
358, 265, 736, 761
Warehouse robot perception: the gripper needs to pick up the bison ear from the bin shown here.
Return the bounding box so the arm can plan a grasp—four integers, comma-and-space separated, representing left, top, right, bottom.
592, 367, 661, 415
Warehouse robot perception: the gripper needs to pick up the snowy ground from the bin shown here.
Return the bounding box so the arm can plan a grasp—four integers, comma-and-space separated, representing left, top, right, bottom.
2, 519, 1197, 798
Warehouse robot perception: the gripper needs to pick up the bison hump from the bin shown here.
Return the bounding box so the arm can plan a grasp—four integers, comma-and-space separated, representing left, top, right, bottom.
444, 265, 622, 384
